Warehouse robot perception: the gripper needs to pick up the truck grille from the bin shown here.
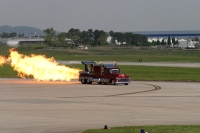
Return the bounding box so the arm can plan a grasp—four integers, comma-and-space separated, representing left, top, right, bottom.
117, 78, 129, 82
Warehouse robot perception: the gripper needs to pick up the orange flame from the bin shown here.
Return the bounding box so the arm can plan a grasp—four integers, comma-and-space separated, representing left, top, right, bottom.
7, 49, 80, 81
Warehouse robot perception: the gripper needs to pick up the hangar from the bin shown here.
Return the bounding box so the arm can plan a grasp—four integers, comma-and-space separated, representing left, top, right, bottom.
135, 30, 200, 48
4, 37, 73, 47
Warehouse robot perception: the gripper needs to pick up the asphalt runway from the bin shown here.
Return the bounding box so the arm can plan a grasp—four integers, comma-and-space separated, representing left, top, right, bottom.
58, 61, 200, 68
0, 78, 200, 133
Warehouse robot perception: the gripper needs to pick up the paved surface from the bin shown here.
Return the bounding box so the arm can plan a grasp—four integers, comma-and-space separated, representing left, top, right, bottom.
0, 78, 200, 133
58, 61, 200, 68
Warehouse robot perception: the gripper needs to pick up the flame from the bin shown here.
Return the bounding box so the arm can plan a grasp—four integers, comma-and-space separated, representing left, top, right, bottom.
0, 56, 6, 66
5, 48, 80, 81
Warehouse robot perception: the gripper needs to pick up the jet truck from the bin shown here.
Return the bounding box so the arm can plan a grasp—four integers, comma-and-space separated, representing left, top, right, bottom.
79, 61, 130, 85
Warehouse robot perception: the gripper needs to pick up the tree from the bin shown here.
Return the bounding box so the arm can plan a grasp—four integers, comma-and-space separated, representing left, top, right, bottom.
9, 32, 17, 38
161, 39, 166, 45
93, 30, 108, 46
167, 36, 171, 45
193, 36, 199, 41
68, 28, 81, 44
43, 27, 57, 47
109, 30, 115, 45
1, 32, 9, 38
18, 33, 24, 38
156, 40, 160, 45
57, 32, 67, 47
109, 31, 115, 37
87, 29, 94, 45
81, 30, 89, 45
172, 37, 175, 44
114, 32, 124, 45
113, 32, 147, 46
175, 40, 179, 44
124, 32, 133, 45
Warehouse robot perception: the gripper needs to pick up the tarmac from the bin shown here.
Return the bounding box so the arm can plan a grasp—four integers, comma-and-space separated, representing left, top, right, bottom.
58, 61, 200, 68
0, 78, 200, 133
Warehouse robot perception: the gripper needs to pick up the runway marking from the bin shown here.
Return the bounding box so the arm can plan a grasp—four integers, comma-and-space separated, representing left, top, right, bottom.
57, 83, 161, 98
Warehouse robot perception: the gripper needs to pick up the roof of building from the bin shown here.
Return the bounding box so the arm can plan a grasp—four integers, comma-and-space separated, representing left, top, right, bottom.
134, 30, 200, 37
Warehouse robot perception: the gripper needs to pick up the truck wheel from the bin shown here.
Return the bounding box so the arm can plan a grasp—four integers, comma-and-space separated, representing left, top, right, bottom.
98, 82, 102, 84
81, 78, 86, 84
111, 80, 116, 85
125, 83, 128, 85
87, 79, 92, 84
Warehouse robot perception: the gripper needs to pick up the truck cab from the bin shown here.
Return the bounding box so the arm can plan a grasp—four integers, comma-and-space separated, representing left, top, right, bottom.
79, 61, 130, 85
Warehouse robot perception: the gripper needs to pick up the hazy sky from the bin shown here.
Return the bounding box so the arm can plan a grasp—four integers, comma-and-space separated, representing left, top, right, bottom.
1, 0, 200, 32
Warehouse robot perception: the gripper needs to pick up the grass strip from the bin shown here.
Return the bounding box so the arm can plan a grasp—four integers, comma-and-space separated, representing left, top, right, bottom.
0, 64, 18, 78
1, 45, 200, 62
83, 125, 200, 133
119, 65, 200, 82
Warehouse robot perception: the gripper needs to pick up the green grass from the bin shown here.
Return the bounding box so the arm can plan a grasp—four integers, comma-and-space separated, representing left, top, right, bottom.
83, 125, 200, 133
0, 64, 18, 78
119, 65, 200, 82
59, 54, 200, 62
1, 45, 200, 62
25, 50, 200, 62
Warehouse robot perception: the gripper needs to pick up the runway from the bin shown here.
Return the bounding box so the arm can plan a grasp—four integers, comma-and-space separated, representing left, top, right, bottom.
0, 78, 200, 133
58, 61, 200, 68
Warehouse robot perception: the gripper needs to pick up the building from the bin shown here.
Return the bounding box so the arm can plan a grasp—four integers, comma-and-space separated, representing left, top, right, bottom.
135, 30, 200, 48
2, 37, 73, 47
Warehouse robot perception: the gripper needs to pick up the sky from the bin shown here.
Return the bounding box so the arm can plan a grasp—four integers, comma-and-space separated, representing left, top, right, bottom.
0, 0, 200, 32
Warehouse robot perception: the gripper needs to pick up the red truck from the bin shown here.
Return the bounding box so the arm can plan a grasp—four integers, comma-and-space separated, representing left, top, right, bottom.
79, 61, 130, 85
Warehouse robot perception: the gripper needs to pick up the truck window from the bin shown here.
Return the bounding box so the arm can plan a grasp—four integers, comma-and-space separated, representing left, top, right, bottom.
86, 64, 93, 72
110, 69, 120, 74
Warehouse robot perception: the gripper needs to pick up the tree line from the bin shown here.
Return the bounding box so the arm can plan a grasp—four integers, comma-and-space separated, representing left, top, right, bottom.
43, 27, 110, 47
43, 27, 148, 47
109, 31, 147, 46
0, 32, 24, 38
4, 27, 198, 47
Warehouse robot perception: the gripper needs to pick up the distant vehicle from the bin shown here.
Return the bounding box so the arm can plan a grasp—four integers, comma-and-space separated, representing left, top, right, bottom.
78, 45, 88, 49
79, 61, 130, 85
